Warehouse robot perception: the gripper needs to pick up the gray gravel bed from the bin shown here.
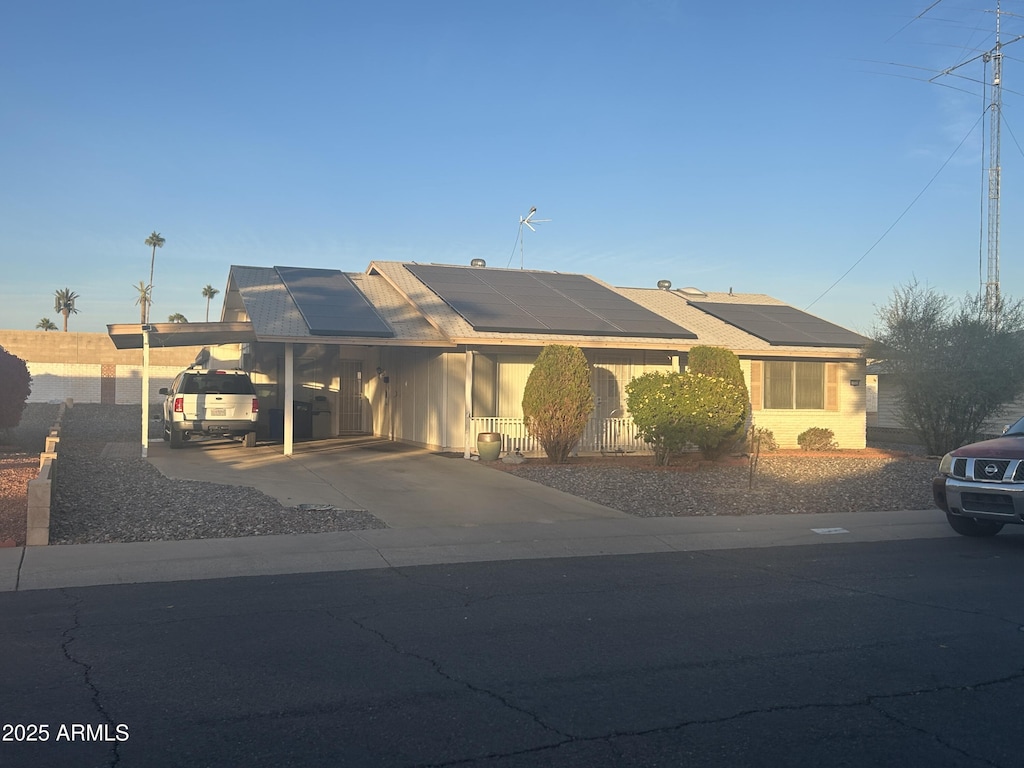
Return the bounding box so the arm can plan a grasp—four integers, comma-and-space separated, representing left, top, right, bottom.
500, 453, 939, 517
50, 404, 386, 545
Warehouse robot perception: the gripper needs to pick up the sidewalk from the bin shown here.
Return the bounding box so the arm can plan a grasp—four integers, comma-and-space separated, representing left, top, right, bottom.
0, 508, 949, 592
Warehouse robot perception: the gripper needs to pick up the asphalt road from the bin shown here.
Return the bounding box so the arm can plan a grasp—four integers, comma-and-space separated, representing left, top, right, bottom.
2, 536, 1024, 767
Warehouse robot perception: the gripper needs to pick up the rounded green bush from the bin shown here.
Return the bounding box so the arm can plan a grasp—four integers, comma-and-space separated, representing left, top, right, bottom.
522, 345, 594, 463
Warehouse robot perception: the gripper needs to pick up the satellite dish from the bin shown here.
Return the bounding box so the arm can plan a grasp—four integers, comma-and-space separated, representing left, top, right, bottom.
517, 206, 551, 269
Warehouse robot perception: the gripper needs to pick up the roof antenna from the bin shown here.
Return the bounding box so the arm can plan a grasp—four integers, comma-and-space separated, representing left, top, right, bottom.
518, 206, 550, 269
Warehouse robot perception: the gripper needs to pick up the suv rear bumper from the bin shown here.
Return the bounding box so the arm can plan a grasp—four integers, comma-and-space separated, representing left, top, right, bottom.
938, 476, 1024, 523
172, 420, 256, 435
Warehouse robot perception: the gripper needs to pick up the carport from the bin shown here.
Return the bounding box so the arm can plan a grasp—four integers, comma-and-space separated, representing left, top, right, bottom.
105, 321, 334, 457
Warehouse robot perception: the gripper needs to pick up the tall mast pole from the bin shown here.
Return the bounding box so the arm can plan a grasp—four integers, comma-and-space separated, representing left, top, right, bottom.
985, 0, 1003, 313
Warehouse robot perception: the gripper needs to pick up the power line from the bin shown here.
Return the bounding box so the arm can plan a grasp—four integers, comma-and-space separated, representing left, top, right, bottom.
806, 111, 985, 311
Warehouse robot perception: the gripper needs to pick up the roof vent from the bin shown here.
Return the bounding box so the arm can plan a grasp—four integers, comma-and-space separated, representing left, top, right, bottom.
679, 286, 707, 298
470, 258, 487, 267
657, 279, 672, 290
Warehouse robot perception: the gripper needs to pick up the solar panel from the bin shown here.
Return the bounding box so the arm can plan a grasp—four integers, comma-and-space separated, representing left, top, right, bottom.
687, 302, 867, 348
406, 265, 697, 339
275, 266, 394, 337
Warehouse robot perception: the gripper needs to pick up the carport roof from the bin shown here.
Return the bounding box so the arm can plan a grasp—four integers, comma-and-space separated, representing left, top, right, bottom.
106, 321, 258, 350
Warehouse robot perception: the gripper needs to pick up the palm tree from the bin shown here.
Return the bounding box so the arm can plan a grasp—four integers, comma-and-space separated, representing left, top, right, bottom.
202, 284, 220, 322
144, 231, 166, 322
168, 313, 188, 323
133, 281, 151, 324
36, 317, 58, 331
53, 288, 80, 332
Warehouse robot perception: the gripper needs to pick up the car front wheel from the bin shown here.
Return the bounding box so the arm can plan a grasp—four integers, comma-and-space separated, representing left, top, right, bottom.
946, 512, 1003, 537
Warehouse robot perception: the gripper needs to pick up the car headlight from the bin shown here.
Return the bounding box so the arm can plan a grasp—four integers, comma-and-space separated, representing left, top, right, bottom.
938, 452, 954, 475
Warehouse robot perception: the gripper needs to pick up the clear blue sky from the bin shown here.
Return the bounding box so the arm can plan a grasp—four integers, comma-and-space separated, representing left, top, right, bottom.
3, 0, 1022, 336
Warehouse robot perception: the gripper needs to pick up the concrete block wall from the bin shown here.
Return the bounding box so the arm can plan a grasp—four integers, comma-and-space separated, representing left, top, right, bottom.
0, 330, 201, 405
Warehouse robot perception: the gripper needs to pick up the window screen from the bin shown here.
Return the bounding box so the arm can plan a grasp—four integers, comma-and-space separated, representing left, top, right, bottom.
764, 362, 825, 410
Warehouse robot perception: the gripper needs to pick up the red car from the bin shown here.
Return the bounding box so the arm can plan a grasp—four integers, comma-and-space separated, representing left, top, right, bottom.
933, 417, 1024, 536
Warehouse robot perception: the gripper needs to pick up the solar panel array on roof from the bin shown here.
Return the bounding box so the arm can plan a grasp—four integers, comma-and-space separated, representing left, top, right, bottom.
406, 264, 697, 339
687, 302, 867, 348
275, 266, 394, 337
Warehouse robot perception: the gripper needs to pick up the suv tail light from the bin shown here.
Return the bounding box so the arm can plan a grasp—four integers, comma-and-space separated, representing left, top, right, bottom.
173, 396, 184, 413
252, 398, 259, 413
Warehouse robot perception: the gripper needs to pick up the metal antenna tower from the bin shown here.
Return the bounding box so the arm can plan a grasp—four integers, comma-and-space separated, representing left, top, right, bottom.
929, 0, 1024, 314
985, 2, 1004, 312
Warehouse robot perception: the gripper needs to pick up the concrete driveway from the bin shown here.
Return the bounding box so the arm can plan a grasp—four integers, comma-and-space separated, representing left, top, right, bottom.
146, 436, 626, 528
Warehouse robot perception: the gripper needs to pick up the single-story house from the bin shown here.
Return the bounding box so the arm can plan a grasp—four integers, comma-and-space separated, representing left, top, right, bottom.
109, 260, 869, 456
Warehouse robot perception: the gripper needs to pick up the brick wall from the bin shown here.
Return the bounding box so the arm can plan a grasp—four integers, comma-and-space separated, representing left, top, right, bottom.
0, 330, 201, 405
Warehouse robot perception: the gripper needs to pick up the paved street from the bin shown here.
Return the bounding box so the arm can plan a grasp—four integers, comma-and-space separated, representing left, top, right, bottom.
2, 535, 1024, 767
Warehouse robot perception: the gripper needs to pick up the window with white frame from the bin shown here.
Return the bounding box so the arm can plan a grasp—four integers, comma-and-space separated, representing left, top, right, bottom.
763, 361, 825, 409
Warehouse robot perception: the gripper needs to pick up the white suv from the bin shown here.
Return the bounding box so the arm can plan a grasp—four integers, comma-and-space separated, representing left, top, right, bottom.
160, 368, 259, 448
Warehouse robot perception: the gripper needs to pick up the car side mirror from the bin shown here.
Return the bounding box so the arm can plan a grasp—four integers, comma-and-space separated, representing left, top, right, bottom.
159, 388, 169, 395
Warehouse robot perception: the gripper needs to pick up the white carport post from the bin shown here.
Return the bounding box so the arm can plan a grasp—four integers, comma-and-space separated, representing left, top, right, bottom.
284, 342, 294, 456
141, 324, 151, 458
464, 348, 473, 459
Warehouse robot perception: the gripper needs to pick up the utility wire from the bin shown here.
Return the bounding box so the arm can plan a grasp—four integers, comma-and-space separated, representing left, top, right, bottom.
806, 109, 985, 311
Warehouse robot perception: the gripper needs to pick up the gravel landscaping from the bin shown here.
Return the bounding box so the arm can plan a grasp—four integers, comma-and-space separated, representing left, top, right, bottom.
488, 449, 938, 517
0, 403, 941, 546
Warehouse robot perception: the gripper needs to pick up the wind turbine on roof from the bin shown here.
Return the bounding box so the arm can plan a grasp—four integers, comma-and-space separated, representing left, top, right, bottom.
517, 206, 550, 269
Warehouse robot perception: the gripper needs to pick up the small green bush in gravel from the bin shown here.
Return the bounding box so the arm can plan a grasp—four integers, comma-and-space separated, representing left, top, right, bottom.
797, 427, 837, 451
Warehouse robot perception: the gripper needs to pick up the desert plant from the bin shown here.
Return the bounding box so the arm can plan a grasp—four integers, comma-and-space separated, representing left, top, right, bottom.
168, 313, 188, 323
35, 317, 58, 331
0, 345, 31, 433
53, 287, 79, 332
521, 345, 594, 463
797, 427, 837, 451
202, 284, 220, 322
869, 280, 1024, 454
626, 371, 747, 465
145, 231, 166, 322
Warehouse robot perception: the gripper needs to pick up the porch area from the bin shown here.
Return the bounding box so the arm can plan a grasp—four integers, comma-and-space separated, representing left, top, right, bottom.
469, 416, 652, 457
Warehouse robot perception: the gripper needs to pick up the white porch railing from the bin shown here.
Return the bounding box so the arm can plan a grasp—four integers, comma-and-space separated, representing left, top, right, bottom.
469, 417, 651, 456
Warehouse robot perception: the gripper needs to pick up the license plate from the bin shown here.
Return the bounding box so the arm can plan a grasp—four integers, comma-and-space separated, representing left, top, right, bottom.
209, 408, 226, 416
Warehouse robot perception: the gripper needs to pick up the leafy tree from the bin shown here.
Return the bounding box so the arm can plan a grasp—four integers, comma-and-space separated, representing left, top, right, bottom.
626, 371, 747, 465
133, 281, 151, 324
202, 284, 220, 322
35, 318, 58, 331
53, 287, 79, 332
168, 313, 188, 323
144, 231, 165, 322
521, 345, 594, 463
0, 345, 31, 433
687, 346, 750, 458
869, 280, 1024, 454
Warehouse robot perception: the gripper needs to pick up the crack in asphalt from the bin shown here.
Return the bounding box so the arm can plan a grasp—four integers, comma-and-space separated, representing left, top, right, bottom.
406, 669, 1024, 768
339, 611, 573, 745
58, 589, 122, 768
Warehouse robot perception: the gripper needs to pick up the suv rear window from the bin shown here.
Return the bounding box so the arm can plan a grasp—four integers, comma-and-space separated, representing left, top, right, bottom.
179, 373, 255, 396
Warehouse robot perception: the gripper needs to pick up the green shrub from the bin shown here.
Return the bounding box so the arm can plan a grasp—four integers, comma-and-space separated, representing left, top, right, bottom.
750, 426, 778, 453
625, 371, 747, 464
0, 345, 31, 432
797, 427, 837, 451
522, 345, 594, 463
688, 346, 749, 458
